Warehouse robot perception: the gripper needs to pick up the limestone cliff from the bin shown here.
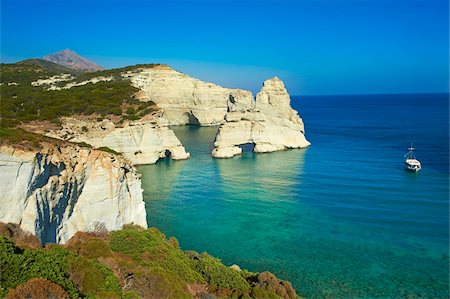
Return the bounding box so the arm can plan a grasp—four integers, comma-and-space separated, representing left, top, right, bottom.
212, 77, 311, 158
122, 66, 254, 126
45, 113, 190, 165
41, 67, 308, 163
0, 143, 147, 244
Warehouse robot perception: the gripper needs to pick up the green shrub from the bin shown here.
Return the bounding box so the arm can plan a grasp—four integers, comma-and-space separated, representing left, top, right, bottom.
109, 228, 203, 283
68, 256, 121, 297
191, 253, 251, 296
0, 236, 80, 298
130, 267, 191, 299
97, 146, 120, 155
126, 107, 135, 115
5, 278, 70, 299
0, 62, 140, 128
78, 237, 112, 259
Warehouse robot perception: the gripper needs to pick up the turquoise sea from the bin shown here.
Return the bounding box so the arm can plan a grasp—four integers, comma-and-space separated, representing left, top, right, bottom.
138, 93, 449, 298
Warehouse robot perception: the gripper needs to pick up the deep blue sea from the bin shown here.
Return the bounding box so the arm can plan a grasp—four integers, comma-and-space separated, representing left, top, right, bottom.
138, 93, 449, 298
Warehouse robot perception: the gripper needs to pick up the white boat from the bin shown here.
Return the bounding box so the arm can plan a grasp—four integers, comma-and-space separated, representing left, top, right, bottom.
404, 144, 421, 172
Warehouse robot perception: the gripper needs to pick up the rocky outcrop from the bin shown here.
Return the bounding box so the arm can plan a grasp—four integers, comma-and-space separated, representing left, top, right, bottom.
122, 66, 254, 126
0, 143, 147, 244
212, 77, 310, 158
45, 113, 190, 165
121, 67, 309, 158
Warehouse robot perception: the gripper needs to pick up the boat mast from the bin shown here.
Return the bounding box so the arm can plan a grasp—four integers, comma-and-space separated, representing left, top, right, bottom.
405, 143, 415, 159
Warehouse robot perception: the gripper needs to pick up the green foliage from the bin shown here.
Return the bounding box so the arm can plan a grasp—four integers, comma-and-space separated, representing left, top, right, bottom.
0, 226, 298, 299
191, 253, 251, 296
0, 127, 44, 148
250, 286, 283, 299
0, 236, 80, 298
16, 59, 81, 75
126, 107, 136, 115
76, 141, 92, 148
0, 61, 140, 129
97, 146, 120, 155
68, 256, 121, 297
131, 266, 191, 299
78, 237, 112, 259
109, 228, 204, 283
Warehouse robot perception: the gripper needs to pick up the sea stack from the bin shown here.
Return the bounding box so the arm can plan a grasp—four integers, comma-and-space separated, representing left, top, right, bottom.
212, 77, 311, 158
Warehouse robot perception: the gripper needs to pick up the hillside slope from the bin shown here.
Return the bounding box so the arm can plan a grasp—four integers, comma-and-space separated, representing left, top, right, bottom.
0, 223, 299, 299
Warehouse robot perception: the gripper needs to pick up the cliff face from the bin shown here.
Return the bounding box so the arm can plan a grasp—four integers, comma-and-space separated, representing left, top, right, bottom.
42, 67, 308, 163
123, 66, 254, 126
212, 77, 311, 158
121, 67, 309, 158
0, 144, 147, 244
45, 114, 190, 165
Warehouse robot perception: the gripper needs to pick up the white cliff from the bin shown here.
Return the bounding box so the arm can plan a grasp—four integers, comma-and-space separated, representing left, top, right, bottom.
45, 113, 190, 165
0, 143, 147, 244
212, 77, 310, 158
122, 66, 254, 126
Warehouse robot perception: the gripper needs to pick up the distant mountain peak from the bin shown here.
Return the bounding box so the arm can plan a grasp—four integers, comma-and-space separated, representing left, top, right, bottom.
43, 49, 104, 72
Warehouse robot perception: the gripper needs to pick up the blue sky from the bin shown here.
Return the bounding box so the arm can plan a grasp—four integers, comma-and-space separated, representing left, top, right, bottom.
1, 0, 448, 95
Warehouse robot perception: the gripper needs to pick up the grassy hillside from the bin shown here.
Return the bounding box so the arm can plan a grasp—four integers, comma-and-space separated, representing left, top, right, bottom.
16, 59, 82, 75
0, 223, 298, 299
0, 60, 160, 130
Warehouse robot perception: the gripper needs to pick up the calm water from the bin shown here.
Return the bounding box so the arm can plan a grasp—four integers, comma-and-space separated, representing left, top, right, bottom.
138, 94, 449, 298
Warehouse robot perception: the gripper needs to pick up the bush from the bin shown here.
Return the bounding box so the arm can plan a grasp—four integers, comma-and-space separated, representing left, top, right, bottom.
5, 278, 69, 299
79, 237, 112, 259
0, 222, 41, 249
87, 221, 109, 237
249, 271, 297, 299
128, 267, 191, 299
68, 256, 121, 297
0, 62, 140, 128
109, 228, 204, 283
190, 253, 251, 296
97, 146, 120, 155
0, 226, 299, 299
0, 236, 80, 298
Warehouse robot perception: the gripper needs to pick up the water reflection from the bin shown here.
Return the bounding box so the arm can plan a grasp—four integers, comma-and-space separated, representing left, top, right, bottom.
138, 158, 187, 202
215, 149, 307, 203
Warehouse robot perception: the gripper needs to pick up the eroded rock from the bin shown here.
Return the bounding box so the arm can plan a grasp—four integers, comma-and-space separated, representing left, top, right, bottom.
212, 77, 310, 158
0, 143, 147, 244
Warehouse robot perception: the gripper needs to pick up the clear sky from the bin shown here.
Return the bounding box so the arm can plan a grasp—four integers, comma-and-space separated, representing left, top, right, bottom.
1, 0, 448, 95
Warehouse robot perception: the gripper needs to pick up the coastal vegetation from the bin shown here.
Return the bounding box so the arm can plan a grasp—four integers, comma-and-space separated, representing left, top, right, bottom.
0, 60, 158, 130
0, 222, 298, 299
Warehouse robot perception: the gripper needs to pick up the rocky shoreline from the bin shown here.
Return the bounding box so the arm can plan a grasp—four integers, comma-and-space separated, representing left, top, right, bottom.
0, 60, 309, 296
1, 63, 310, 244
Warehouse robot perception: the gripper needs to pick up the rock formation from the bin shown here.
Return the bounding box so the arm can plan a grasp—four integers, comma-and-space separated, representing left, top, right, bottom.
0, 143, 147, 244
122, 66, 254, 126
45, 113, 190, 165
212, 77, 310, 158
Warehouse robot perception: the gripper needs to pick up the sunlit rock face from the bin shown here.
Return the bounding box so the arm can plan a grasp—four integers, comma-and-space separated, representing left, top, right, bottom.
122, 66, 254, 126
212, 77, 310, 158
0, 144, 147, 244
45, 114, 189, 165
121, 67, 309, 158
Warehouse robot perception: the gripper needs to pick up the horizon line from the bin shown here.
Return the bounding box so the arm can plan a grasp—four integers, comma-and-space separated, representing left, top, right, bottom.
293, 92, 450, 97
